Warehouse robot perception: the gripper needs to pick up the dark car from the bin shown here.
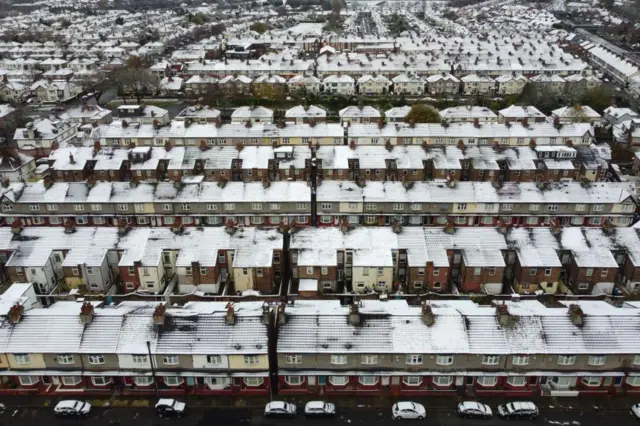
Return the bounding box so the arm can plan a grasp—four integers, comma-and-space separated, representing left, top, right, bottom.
155, 399, 186, 418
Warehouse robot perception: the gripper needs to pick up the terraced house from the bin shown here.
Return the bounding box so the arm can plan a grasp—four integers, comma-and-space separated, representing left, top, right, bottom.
0, 297, 271, 396
0, 179, 634, 229
276, 299, 640, 397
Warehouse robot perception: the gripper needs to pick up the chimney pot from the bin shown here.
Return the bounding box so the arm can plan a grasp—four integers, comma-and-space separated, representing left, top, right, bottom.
225, 302, 236, 325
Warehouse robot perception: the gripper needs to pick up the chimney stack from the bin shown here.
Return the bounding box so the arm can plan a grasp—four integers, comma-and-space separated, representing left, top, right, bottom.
261, 303, 271, 325
568, 304, 584, 326
8, 303, 24, 324
225, 302, 236, 325
80, 301, 94, 324
496, 303, 511, 327
277, 303, 286, 325
153, 303, 166, 325
421, 301, 435, 326
348, 302, 360, 326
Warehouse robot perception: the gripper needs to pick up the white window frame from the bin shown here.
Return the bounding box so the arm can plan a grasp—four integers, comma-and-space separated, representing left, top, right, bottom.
331, 354, 348, 365
162, 355, 179, 365
329, 376, 348, 386
476, 376, 497, 387
436, 355, 453, 365
506, 376, 527, 386
402, 376, 422, 386
243, 377, 264, 387
88, 355, 105, 365
358, 375, 379, 386
132, 354, 149, 365
405, 354, 423, 365
482, 355, 499, 365
361, 354, 378, 365
18, 376, 38, 386
206, 355, 222, 365
558, 355, 576, 366
432, 375, 453, 386
14, 354, 31, 365
57, 354, 74, 365
134, 376, 153, 386
91, 376, 111, 386
512, 355, 529, 366
284, 375, 304, 385
588, 355, 606, 366
164, 376, 184, 386
244, 355, 260, 366
581, 376, 602, 387
286, 354, 302, 364
61, 376, 82, 386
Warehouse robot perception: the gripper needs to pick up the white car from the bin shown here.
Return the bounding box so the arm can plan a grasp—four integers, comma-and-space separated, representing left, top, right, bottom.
457, 401, 492, 419
631, 403, 640, 419
392, 401, 426, 420
53, 400, 91, 417
155, 399, 186, 417
264, 401, 297, 417
304, 401, 336, 417
497, 401, 539, 419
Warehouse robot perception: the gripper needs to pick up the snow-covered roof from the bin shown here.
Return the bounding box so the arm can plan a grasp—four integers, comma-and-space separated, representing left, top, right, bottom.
440, 106, 498, 120
277, 299, 640, 355
285, 105, 326, 119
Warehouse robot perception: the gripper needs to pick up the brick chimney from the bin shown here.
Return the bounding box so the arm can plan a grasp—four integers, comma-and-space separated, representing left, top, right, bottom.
262, 303, 271, 325
277, 302, 286, 325
421, 301, 435, 326
225, 302, 236, 325
153, 303, 166, 325
568, 304, 584, 326
8, 303, 24, 324
80, 301, 94, 324
348, 302, 360, 326
496, 303, 511, 327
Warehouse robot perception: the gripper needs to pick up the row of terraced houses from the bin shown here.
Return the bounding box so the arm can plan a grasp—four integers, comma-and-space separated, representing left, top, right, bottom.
0, 284, 640, 398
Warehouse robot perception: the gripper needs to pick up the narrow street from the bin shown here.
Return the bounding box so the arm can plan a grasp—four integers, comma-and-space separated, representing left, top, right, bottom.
0, 405, 636, 426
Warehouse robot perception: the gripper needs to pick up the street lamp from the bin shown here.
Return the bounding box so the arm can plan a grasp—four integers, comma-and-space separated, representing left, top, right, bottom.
146, 340, 160, 398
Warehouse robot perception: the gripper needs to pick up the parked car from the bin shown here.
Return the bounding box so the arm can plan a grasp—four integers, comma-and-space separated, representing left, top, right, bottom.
392, 401, 426, 420
457, 401, 492, 419
53, 400, 91, 417
264, 401, 297, 418
631, 403, 640, 419
497, 402, 539, 419
155, 399, 186, 418
304, 401, 336, 417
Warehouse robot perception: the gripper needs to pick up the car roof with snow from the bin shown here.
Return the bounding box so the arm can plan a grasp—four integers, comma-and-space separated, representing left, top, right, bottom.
460, 401, 487, 411
395, 402, 419, 410
306, 401, 326, 409
266, 401, 288, 409
508, 402, 537, 411
56, 400, 80, 409
156, 399, 177, 407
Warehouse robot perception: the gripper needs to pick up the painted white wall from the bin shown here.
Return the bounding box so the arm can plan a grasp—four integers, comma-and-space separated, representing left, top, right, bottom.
192, 354, 229, 370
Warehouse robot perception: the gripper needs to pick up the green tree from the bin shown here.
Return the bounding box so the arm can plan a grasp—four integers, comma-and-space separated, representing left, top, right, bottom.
405, 104, 441, 123
579, 86, 613, 114
250, 22, 268, 33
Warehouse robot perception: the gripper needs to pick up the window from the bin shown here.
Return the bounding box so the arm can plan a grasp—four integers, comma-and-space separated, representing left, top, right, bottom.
506, 376, 527, 386
592, 204, 604, 212
488, 267, 496, 276
250, 216, 264, 225
436, 355, 453, 365
512, 356, 529, 366
1, 204, 13, 212
244, 355, 260, 366
206, 355, 222, 365
361, 355, 378, 365
482, 355, 499, 365
14, 354, 31, 365
601, 269, 608, 277
285, 375, 304, 385
164, 376, 183, 386
558, 355, 576, 366
163, 355, 179, 365
57, 354, 74, 364
61, 376, 81, 386
71, 267, 79, 276
476, 376, 497, 387
321, 203, 332, 210
47, 203, 58, 211
545, 268, 552, 276
306, 266, 313, 275
134, 376, 153, 386
224, 203, 235, 211
628, 376, 640, 387
162, 204, 172, 211
502, 204, 513, 211
329, 376, 348, 386
29, 204, 40, 211
410, 203, 422, 211
251, 203, 262, 211
393, 203, 404, 211
243, 377, 264, 387
586, 268, 593, 277
88, 355, 105, 365
320, 266, 328, 275
180, 203, 190, 211
297, 203, 308, 210
575, 204, 586, 212
529, 204, 540, 211
582, 376, 602, 387
358, 376, 379, 386
286, 354, 302, 364
117, 204, 128, 211
588, 355, 606, 366
547, 204, 558, 212
402, 376, 422, 386
634, 355, 640, 366
474, 267, 481, 276
18, 376, 38, 386
433, 376, 453, 386
91, 376, 111, 386
457, 203, 467, 210
132, 355, 149, 365
331, 354, 347, 365
406, 355, 423, 365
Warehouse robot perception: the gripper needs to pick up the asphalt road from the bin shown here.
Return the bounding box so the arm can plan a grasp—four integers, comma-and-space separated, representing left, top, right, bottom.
0, 405, 636, 426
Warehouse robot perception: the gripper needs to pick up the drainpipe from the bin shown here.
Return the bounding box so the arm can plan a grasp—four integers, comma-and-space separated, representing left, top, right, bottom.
146, 341, 160, 398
